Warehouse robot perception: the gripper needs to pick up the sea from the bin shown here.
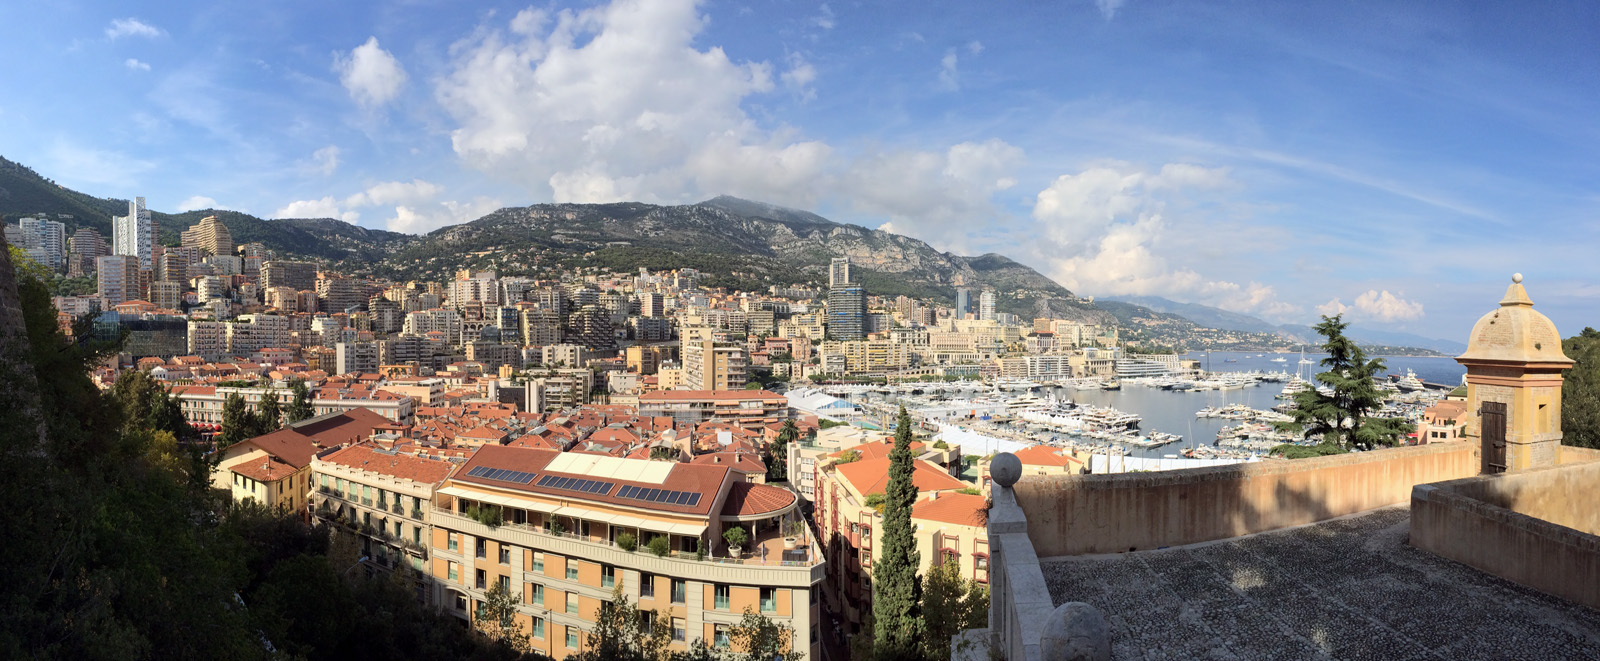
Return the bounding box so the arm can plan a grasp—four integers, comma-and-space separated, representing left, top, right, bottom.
1036, 351, 1467, 459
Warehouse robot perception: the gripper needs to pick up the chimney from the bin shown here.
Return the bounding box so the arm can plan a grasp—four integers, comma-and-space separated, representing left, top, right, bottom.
928, 491, 939, 501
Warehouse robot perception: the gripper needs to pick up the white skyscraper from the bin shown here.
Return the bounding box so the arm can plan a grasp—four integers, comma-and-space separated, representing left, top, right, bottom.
113, 197, 156, 268
17, 217, 66, 271
829, 256, 853, 288
979, 288, 997, 321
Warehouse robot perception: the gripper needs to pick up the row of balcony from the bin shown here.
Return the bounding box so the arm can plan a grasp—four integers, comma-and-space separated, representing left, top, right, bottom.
318, 486, 425, 520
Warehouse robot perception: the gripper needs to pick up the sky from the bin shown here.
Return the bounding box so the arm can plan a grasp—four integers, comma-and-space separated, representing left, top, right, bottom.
2, 0, 1598, 340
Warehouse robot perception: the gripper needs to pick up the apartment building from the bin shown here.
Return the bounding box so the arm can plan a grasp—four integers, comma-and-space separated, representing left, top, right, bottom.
175, 384, 416, 427
682, 340, 747, 391
227, 314, 292, 355
637, 390, 789, 426
211, 409, 390, 510
811, 446, 985, 636
180, 215, 235, 257
260, 260, 317, 292
429, 446, 822, 659
311, 442, 456, 580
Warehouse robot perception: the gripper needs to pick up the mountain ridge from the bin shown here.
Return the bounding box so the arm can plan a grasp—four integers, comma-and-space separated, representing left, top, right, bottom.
1104, 294, 1467, 354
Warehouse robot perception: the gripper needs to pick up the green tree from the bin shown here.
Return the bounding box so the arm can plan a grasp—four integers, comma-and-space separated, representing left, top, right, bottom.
574, 586, 674, 661
216, 392, 255, 448
873, 405, 922, 660
921, 557, 988, 660
729, 606, 805, 661
1561, 327, 1600, 449
284, 378, 314, 423
256, 389, 282, 432
477, 580, 533, 653
765, 419, 797, 482
1284, 315, 1410, 450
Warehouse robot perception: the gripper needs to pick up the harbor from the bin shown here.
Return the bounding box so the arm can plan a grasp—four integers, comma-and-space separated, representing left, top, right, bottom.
821, 351, 1467, 468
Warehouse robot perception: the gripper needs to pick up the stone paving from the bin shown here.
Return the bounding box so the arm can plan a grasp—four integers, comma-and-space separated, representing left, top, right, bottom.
1040, 506, 1600, 660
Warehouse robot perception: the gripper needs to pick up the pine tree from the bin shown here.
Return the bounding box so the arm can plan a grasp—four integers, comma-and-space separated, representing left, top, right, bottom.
217, 392, 254, 448
257, 390, 282, 432
285, 378, 314, 423
873, 405, 922, 660
1286, 314, 1410, 450
1561, 328, 1600, 449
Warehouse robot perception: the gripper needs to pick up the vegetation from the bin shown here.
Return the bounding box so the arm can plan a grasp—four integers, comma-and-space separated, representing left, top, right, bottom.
836, 449, 861, 464
0, 250, 529, 658
1281, 315, 1413, 450
863, 492, 885, 513
920, 558, 989, 661
765, 419, 798, 482
873, 406, 923, 659
573, 586, 800, 661
256, 390, 282, 432
478, 580, 534, 653
722, 525, 748, 551
818, 419, 848, 430
647, 534, 671, 558
1562, 328, 1600, 449
1269, 442, 1347, 459
956, 487, 982, 496
466, 504, 504, 528
284, 378, 314, 423
616, 532, 638, 552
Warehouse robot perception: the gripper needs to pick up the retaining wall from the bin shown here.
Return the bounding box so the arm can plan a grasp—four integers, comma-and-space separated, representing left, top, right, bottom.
1014, 442, 1479, 557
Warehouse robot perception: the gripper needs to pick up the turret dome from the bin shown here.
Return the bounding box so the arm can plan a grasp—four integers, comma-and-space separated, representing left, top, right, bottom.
1457, 274, 1573, 366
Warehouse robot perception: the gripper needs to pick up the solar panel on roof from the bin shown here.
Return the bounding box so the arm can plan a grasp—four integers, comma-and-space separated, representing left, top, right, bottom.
672, 492, 690, 505
643, 488, 661, 501
619, 485, 636, 498
687, 494, 701, 507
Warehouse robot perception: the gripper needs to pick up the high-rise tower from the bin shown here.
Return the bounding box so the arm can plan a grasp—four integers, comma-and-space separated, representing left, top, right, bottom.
113, 197, 157, 269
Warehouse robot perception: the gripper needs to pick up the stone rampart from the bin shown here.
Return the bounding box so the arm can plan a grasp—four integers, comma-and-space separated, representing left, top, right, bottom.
1014, 442, 1478, 557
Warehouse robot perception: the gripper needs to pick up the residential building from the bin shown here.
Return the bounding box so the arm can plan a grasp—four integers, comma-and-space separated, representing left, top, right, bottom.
67, 227, 107, 277
180, 215, 235, 257
955, 288, 972, 318
825, 285, 866, 341
113, 197, 157, 268
261, 260, 317, 292
404, 309, 465, 346
978, 289, 996, 321
522, 308, 565, 346
1418, 400, 1468, 444
211, 409, 391, 510
18, 217, 67, 270
228, 314, 292, 355
682, 340, 747, 391
95, 255, 140, 307
337, 341, 381, 375
175, 384, 416, 427
311, 442, 456, 579
188, 320, 228, 360
637, 390, 788, 425
429, 446, 822, 659
828, 257, 852, 288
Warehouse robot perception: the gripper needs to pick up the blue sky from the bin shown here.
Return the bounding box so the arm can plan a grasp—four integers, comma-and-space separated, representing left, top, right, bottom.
2, 0, 1598, 340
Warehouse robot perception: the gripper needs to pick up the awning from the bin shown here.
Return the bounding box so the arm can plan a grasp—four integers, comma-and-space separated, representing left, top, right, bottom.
668, 522, 707, 536
609, 515, 648, 529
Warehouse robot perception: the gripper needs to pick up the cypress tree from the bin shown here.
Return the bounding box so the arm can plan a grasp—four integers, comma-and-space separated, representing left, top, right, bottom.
285, 378, 314, 423
257, 390, 282, 432
873, 405, 922, 660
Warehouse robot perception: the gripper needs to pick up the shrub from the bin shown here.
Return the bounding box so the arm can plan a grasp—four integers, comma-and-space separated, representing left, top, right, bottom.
465, 504, 502, 529
616, 532, 638, 552
695, 538, 706, 561
647, 534, 671, 557
723, 526, 748, 550
933, 440, 950, 450
836, 450, 862, 464
549, 520, 566, 535
863, 493, 885, 514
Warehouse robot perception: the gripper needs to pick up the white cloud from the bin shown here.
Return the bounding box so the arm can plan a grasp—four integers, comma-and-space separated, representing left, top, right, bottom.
841, 139, 1023, 247
344, 179, 443, 208
437, 0, 827, 207
810, 4, 836, 30
937, 49, 961, 91
1095, 0, 1127, 21
1317, 290, 1424, 322
106, 18, 164, 40
276, 197, 359, 222
334, 37, 408, 107
967, 40, 984, 55
311, 146, 340, 176
177, 196, 227, 212
1032, 162, 1296, 318
124, 58, 151, 72
781, 54, 817, 101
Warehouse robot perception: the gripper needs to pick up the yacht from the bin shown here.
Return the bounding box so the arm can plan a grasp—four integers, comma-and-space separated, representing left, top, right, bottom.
1270, 356, 1288, 363
1394, 369, 1425, 392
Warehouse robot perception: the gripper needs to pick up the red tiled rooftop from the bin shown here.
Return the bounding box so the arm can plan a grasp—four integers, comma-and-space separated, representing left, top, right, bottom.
451, 445, 730, 516
912, 492, 987, 527
836, 457, 968, 496
320, 442, 456, 484
1012, 444, 1083, 467
720, 481, 796, 517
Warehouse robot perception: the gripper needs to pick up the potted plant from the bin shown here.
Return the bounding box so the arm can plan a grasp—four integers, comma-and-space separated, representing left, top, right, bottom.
723, 526, 748, 559
647, 534, 671, 558
616, 532, 638, 552
783, 520, 803, 550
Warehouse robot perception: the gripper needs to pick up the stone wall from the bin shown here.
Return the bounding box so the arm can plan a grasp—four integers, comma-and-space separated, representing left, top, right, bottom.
1560, 445, 1600, 465
1013, 442, 1478, 557
1411, 461, 1600, 610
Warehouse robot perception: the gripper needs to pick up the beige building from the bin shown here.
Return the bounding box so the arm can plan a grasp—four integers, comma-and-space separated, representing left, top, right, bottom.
682, 339, 747, 391
430, 446, 822, 659
311, 441, 456, 577
180, 215, 235, 257
212, 410, 389, 511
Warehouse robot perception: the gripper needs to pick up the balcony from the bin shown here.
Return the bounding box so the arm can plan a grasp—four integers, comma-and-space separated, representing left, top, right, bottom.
430, 507, 824, 586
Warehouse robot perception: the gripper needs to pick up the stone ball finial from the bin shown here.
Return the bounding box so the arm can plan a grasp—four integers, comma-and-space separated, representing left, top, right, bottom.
991, 452, 1022, 488
1513, 273, 1523, 284
1040, 602, 1111, 661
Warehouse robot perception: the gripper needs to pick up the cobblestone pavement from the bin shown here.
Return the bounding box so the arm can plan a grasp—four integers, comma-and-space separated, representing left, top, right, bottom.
1040, 507, 1600, 660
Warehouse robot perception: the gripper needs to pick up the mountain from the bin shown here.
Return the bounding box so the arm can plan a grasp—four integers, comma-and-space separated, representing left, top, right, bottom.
1105, 294, 1466, 354
1103, 295, 1285, 334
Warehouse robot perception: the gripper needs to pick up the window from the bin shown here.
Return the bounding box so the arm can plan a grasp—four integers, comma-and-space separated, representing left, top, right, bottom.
362, 511, 370, 526
602, 564, 615, 589
566, 561, 580, 581
413, 527, 421, 545
476, 569, 486, 590
532, 617, 545, 639
393, 521, 402, 538
565, 627, 579, 649
499, 545, 511, 565
811, 624, 819, 644
499, 575, 511, 593
714, 584, 730, 610
447, 561, 459, 582
530, 583, 544, 606
579, 520, 591, 538
640, 572, 655, 598
476, 538, 487, 559
760, 587, 777, 613
377, 489, 387, 508
412, 496, 422, 516
361, 484, 372, 506
672, 618, 686, 642
453, 591, 467, 612
714, 624, 730, 649
531, 552, 545, 573
671, 579, 686, 604
448, 533, 458, 551
566, 592, 579, 615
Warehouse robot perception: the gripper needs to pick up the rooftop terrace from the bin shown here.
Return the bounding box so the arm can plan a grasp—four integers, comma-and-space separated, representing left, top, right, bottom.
1040, 507, 1600, 660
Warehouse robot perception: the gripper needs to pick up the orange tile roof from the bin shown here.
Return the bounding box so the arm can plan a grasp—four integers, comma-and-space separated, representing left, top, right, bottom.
1012, 444, 1083, 467
232, 455, 298, 482
452, 445, 729, 516
690, 451, 766, 473
836, 458, 968, 496
912, 493, 987, 527
720, 482, 796, 517
320, 442, 456, 485
830, 440, 926, 461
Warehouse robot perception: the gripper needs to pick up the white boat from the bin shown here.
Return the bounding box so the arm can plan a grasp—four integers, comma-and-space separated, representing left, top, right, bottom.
1395, 369, 1425, 392
1270, 356, 1288, 363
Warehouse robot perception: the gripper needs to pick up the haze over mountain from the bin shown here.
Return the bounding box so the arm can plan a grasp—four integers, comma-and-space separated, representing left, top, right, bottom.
1106, 295, 1468, 354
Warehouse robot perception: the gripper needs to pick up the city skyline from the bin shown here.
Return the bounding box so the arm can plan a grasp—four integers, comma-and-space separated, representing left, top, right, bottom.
2, 0, 1598, 338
